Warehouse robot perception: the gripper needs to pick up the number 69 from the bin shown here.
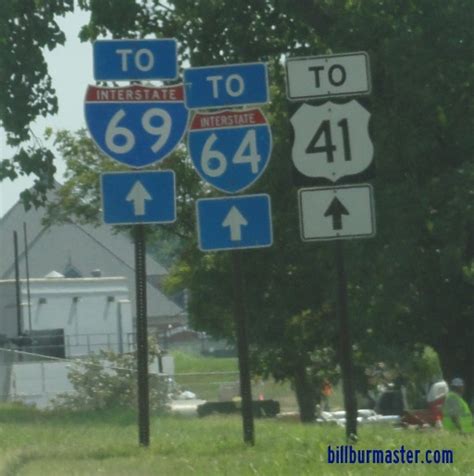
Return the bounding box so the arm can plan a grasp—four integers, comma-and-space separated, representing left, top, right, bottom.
105, 108, 171, 154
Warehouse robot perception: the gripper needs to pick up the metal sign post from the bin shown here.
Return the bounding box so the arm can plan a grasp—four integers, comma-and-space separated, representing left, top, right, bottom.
13, 231, 22, 337
335, 240, 358, 440
134, 224, 150, 447
232, 251, 255, 445
286, 51, 375, 440
86, 38, 183, 448
185, 61, 272, 446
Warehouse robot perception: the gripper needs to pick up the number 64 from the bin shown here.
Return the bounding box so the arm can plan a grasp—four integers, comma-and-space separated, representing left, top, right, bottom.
201, 130, 261, 177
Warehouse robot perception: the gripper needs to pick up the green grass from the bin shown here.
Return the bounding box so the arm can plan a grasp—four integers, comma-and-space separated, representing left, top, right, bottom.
172, 350, 239, 401
171, 351, 343, 411
0, 403, 472, 475
172, 351, 239, 374
172, 351, 299, 408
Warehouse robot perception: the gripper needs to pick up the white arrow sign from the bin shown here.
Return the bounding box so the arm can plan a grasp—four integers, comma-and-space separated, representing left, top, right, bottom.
126, 180, 152, 216
299, 184, 376, 241
222, 206, 248, 241
291, 100, 373, 182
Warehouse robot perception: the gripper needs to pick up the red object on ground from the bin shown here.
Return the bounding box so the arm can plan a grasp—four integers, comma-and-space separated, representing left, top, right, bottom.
402, 399, 446, 427
402, 409, 436, 426
429, 396, 446, 421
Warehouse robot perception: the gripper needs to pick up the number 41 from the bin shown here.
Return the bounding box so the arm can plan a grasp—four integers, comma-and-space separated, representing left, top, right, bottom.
306, 118, 352, 163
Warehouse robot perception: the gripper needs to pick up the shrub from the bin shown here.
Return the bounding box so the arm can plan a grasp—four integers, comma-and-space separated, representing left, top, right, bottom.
52, 346, 170, 413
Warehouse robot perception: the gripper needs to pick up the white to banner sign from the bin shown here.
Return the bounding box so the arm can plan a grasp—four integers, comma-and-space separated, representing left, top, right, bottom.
285, 52, 371, 100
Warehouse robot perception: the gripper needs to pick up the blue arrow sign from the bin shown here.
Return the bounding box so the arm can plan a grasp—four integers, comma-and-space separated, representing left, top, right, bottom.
93, 39, 178, 81
188, 109, 272, 193
196, 194, 272, 251
101, 171, 176, 225
184, 62, 269, 109
85, 84, 188, 167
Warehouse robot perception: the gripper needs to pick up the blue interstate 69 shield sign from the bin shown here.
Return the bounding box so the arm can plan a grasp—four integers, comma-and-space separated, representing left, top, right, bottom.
187, 109, 272, 193
85, 84, 188, 168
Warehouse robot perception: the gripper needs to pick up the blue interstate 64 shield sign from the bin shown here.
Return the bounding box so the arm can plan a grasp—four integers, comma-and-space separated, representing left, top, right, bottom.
188, 109, 272, 193
85, 84, 188, 168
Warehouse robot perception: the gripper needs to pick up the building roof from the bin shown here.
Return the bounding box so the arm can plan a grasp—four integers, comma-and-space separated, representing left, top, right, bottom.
0, 191, 168, 279
0, 187, 182, 319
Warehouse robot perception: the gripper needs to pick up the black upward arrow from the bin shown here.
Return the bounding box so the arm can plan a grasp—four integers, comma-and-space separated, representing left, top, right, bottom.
324, 197, 349, 230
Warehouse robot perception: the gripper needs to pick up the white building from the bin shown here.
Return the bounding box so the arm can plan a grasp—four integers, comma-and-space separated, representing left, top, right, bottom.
0, 272, 177, 408
0, 185, 183, 408
0, 273, 134, 357
0, 271, 136, 407
0, 185, 186, 334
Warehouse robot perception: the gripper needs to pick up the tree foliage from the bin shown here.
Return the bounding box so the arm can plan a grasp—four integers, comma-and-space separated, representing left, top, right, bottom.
4, 0, 473, 412
45, 129, 198, 267
0, 0, 73, 206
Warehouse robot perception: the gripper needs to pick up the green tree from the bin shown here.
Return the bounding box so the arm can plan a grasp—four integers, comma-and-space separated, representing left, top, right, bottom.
325, 0, 474, 402
12, 0, 473, 414
0, 0, 74, 206
45, 128, 201, 268
46, 0, 339, 421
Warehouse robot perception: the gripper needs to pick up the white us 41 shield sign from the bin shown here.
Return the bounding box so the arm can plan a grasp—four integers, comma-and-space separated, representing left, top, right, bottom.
291, 100, 373, 182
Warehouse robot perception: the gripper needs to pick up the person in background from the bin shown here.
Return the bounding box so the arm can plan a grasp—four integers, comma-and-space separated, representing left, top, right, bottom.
427, 379, 448, 427
321, 380, 333, 411
442, 378, 473, 433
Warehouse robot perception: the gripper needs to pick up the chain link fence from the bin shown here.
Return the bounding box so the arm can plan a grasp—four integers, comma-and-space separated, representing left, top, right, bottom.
0, 345, 299, 412
172, 371, 298, 412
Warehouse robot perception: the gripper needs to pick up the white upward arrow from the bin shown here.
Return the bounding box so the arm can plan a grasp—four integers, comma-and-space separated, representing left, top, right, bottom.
222, 206, 248, 241
126, 180, 152, 216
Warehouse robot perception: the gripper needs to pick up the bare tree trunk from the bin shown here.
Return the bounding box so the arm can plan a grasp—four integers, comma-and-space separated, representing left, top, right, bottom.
293, 363, 317, 422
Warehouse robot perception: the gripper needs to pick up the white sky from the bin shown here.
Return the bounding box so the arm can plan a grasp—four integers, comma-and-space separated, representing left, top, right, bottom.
0, 8, 92, 217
